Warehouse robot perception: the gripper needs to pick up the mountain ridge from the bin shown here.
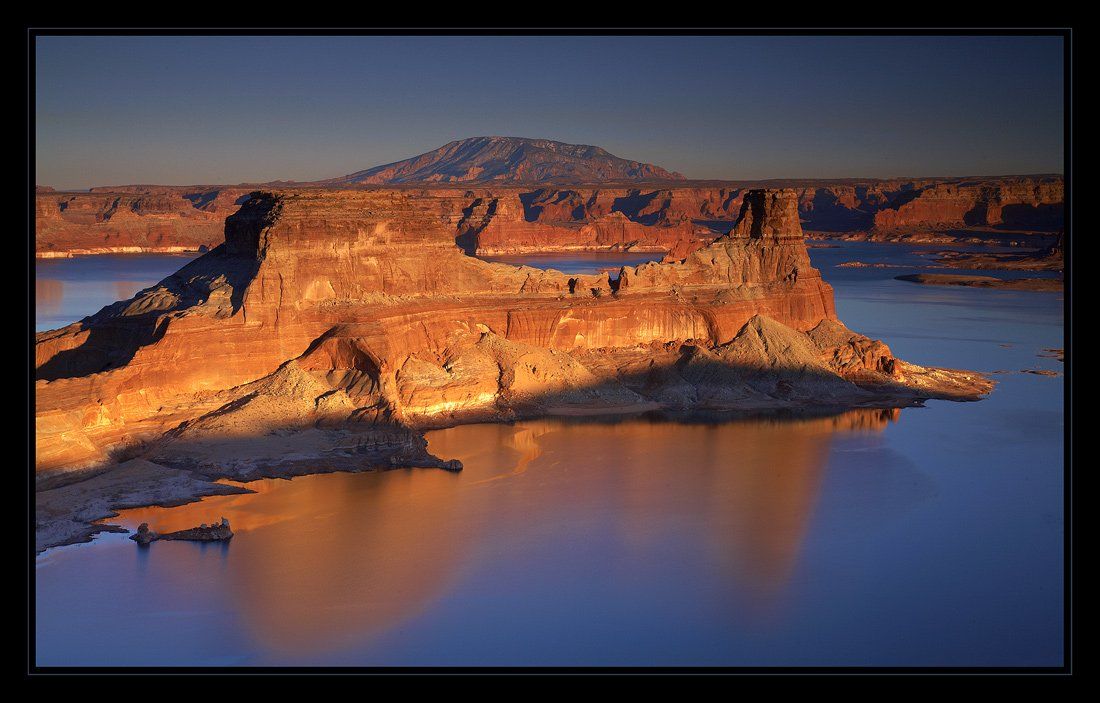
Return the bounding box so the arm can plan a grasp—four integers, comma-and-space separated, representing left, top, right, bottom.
318, 136, 686, 185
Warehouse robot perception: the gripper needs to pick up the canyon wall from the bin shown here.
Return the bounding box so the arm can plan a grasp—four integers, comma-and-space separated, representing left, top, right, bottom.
35, 175, 1063, 258
870, 179, 1065, 230
35, 187, 252, 256
452, 176, 1063, 256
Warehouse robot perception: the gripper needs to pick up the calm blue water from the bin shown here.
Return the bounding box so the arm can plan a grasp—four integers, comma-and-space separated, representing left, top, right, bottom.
35, 254, 200, 332
35, 244, 1064, 667
480, 251, 662, 275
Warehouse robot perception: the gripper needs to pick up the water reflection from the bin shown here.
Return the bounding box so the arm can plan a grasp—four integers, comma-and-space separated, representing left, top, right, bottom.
113, 280, 149, 302
35, 278, 63, 318
105, 408, 897, 658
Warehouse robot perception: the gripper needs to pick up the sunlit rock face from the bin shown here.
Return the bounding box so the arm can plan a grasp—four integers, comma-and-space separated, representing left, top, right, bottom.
34, 188, 991, 476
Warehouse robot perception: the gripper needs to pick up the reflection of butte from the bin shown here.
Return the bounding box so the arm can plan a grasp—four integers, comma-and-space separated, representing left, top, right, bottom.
114, 424, 558, 657
35, 277, 64, 317
611, 408, 899, 606
720, 409, 900, 603
236, 470, 465, 656
113, 280, 149, 302
108, 408, 900, 655
112, 470, 466, 657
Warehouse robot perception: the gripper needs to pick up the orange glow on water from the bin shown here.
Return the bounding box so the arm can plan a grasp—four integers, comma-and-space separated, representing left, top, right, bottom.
107, 409, 895, 656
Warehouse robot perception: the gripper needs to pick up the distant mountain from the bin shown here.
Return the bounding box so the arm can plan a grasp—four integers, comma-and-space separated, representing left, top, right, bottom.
320, 136, 686, 185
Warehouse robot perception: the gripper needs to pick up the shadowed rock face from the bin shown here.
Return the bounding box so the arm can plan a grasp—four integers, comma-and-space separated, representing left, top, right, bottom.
871, 179, 1064, 231
34, 187, 992, 478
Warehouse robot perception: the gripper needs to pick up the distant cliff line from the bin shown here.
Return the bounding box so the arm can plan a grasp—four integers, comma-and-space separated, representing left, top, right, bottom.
35, 174, 1064, 258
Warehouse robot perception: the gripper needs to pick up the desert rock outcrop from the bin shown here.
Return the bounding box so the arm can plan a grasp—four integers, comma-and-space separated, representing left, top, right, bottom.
33, 187, 1000, 554
36, 187, 992, 484
130, 517, 233, 545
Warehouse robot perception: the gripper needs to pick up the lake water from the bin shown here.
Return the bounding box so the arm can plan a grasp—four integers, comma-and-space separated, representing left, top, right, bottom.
480, 251, 662, 275
34, 243, 1064, 667
35, 254, 201, 333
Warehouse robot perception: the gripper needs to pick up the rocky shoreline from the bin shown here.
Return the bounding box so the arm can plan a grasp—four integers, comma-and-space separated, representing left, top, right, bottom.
928, 232, 1064, 271
806, 227, 1059, 247
36, 395, 982, 554
35, 460, 252, 553
36, 246, 206, 259
895, 273, 1063, 291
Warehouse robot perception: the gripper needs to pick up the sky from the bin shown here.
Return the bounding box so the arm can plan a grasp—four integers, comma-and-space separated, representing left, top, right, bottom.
35, 35, 1065, 190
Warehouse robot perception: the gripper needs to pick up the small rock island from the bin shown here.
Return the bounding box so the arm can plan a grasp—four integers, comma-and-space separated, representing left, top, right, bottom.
130, 517, 233, 546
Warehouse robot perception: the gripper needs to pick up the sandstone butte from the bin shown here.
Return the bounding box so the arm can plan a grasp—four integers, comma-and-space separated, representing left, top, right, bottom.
34, 188, 995, 552
35, 176, 1063, 258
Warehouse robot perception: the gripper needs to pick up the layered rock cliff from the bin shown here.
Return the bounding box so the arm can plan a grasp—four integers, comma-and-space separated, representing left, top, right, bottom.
35, 186, 252, 257
36, 187, 991, 483
36, 175, 1063, 257
870, 178, 1064, 230
452, 176, 1063, 257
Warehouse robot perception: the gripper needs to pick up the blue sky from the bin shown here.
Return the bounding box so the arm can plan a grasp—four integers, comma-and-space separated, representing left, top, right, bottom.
35, 35, 1064, 189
